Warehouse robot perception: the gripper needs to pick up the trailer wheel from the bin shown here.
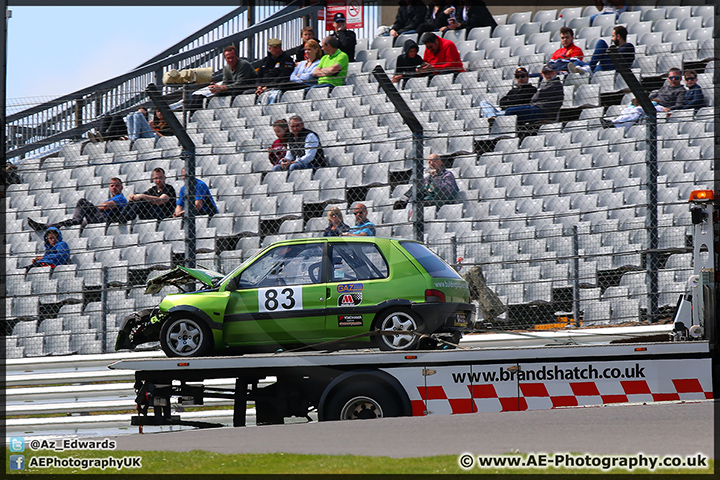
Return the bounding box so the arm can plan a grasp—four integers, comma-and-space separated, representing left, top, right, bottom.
372, 308, 423, 351
160, 315, 212, 357
324, 381, 402, 421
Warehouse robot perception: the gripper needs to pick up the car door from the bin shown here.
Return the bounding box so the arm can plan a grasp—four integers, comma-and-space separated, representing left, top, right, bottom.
223, 242, 327, 345
324, 242, 391, 339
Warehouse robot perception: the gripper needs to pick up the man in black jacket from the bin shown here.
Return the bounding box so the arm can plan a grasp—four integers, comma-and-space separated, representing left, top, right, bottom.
389, 0, 427, 38
503, 64, 564, 124
446, 1, 497, 33
332, 13, 357, 62
480, 67, 537, 118
251, 38, 296, 99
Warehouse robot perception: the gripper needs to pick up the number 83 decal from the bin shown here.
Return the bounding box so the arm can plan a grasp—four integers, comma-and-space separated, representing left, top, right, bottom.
258, 287, 304, 313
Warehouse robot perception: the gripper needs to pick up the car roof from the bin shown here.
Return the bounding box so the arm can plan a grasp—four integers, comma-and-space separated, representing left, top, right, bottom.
270, 237, 420, 247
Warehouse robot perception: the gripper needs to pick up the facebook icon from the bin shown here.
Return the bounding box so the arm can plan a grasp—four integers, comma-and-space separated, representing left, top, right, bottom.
9, 437, 25, 452
10, 455, 25, 470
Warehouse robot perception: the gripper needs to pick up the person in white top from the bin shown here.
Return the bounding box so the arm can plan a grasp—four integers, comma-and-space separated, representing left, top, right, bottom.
289, 39, 323, 88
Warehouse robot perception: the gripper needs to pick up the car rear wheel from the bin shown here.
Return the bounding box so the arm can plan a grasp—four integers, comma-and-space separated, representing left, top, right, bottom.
373, 308, 423, 351
160, 315, 212, 357
323, 381, 403, 421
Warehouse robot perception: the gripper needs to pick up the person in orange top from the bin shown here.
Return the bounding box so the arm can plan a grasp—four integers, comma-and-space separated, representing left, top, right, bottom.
416, 32, 464, 76
548, 26, 584, 72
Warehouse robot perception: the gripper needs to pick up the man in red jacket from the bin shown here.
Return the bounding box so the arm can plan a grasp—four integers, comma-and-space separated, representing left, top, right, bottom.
548, 26, 584, 72
417, 32, 464, 76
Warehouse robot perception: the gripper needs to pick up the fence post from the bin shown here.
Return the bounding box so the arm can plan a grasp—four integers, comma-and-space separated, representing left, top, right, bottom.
572, 225, 581, 328
101, 266, 108, 353
371, 65, 424, 241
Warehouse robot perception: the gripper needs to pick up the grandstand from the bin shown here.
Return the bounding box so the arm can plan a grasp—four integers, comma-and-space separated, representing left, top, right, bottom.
4, 2, 716, 358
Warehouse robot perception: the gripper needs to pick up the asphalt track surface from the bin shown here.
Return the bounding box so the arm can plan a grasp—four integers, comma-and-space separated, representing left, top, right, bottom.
108, 400, 715, 458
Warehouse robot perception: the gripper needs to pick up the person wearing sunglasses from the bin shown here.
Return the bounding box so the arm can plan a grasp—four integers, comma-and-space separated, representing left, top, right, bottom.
344, 203, 376, 237
649, 67, 687, 112
323, 206, 350, 237
479, 67, 537, 119
681, 70, 708, 111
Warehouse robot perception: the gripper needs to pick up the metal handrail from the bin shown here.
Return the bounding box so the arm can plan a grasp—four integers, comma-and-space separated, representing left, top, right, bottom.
6, 1, 321, 162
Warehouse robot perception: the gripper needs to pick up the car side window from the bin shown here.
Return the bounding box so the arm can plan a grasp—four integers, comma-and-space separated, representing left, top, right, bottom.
330, 244, 389, 281
237, 243, 323, 287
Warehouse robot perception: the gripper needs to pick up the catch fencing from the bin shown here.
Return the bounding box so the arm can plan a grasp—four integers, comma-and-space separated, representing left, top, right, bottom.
4, 40, 715, 357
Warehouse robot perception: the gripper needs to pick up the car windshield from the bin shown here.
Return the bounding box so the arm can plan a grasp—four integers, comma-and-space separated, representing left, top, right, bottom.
399, 241, 462, 279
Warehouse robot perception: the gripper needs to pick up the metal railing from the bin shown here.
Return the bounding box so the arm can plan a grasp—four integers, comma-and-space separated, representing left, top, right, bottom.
5, 0, 317, 162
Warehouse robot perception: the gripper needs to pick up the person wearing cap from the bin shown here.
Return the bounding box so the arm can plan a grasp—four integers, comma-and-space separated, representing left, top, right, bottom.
311, 36, 349, 90
417, 32, 464, 76
251, 38, 296, 98
501, 63, 563, 124
332, 12, 357, 62
479, 67, 538, 119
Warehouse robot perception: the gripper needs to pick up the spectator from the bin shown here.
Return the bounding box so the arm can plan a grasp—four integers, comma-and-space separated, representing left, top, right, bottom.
124, 107, 155, 141
323, 206, 350, 236
332, 13, 357, 62
120, 167, 177, 221
28, 177, 128, 232
272, 115, 326, 172
251, 38, 296, 100
480, 67, 537, 118
649, 68, 687, 112
392, 39, 424, 86
268, 118, 291, 167
149, 110, 174, 137
568, 25, 634, 74
291, 26, 317, 63
387, 0, 428, 38
310, 36, 349, 91
25, 227, 70, 273
417, 0, 450, 36
501, 63, 564, 124
445, 1, 497, 33
682, 70, 708, 111
289, 39, 323, 88
174, 168, 218, 218
604, 97, 663, 130
592, 0, 626, 22
417, 32, 464, 76
187, 45, 257, 112
394, 153, 459, 209
344, 203, 376, 236
547, 27, 584, 72
89, 114, 127, 142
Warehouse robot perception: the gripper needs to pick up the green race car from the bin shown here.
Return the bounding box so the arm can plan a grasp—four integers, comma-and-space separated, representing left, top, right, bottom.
116, 237, 475, 357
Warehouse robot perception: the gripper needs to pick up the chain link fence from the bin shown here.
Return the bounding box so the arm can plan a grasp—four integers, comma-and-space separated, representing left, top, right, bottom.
5, 21, 715, 357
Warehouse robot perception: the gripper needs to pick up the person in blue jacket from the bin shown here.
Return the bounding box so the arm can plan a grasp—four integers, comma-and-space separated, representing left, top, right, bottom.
681, 70, 708, 111
26, 227, 70, 272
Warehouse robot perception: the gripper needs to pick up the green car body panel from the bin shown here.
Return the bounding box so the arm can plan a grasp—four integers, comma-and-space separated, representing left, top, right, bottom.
117, 237, 474, 355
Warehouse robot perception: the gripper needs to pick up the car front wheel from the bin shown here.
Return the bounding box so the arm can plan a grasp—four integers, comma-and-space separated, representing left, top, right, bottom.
373, 308, 423, 351
160, 315, 212, 357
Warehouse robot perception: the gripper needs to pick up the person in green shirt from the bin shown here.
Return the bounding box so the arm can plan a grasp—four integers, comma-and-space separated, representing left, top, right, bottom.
309, 36, 349, 92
